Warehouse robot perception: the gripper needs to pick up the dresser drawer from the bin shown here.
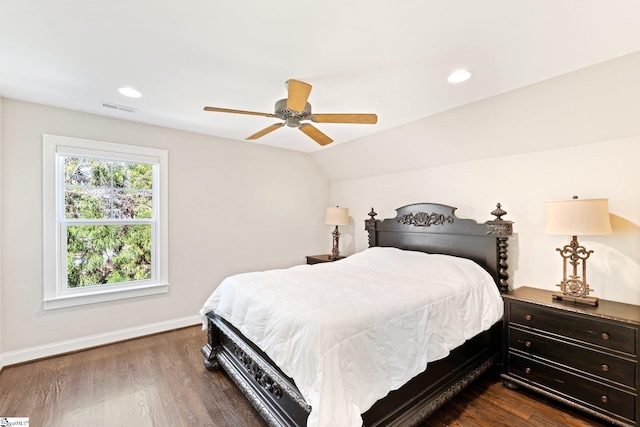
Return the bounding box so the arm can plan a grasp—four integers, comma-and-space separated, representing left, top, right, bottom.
509, 327, 636, 388
510, 302, 637, 355
508, 353, 636, 423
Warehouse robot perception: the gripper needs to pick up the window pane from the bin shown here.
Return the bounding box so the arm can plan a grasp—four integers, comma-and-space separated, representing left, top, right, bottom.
112, 162, 153, 190
66, 224, 152, 288
113, 190, 153, 219
65, 188, 111, 219
65, 158, 111, 187
129, 163, 153, 190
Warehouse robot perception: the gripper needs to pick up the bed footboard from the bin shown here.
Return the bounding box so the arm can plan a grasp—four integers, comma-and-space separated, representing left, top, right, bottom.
203, 311, 502, 427
202, 312, 311, 427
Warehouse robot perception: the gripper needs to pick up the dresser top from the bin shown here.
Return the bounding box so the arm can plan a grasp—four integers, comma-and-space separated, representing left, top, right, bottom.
504, 286, 640, 325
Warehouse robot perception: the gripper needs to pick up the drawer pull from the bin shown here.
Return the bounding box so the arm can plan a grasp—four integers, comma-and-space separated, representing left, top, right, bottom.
524, 314, 532, 321
601, 332, 610, 340
601, 395, 609, 404
525, 341, 532, 348
524, 367, 531, 374
601, 364, 609, 372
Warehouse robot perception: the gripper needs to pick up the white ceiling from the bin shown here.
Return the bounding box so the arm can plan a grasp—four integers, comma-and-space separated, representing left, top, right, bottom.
1, 1, 639, 153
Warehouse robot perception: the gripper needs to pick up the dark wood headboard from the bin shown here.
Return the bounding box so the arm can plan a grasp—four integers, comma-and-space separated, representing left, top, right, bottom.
365, 203, 513, 293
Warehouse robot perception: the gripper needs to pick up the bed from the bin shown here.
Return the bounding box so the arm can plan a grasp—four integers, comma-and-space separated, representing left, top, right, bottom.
200, 202, 513, 427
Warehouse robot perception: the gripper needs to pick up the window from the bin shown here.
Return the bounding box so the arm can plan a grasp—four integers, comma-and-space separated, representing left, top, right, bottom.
43, 135, 168, 309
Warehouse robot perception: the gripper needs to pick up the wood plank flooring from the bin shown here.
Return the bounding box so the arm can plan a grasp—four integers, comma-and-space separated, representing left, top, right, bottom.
0, 326, 607, 426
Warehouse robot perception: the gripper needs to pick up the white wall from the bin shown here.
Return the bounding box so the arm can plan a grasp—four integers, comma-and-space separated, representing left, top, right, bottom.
0, 99, 329, 364
320, 53, 640, 306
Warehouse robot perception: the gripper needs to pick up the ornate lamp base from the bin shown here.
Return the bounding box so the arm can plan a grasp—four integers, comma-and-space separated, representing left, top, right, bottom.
329, 225, 341, 260
552, 236, 599, 307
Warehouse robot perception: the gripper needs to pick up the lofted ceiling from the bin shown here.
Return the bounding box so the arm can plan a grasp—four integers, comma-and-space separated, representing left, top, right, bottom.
1, 1, 640, 153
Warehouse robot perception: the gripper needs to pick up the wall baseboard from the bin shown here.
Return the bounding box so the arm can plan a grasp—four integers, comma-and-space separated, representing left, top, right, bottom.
0, 315, 201, 370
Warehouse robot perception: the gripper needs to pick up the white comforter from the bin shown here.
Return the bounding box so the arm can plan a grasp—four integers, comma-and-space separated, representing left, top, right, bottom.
199, 247, 503, 427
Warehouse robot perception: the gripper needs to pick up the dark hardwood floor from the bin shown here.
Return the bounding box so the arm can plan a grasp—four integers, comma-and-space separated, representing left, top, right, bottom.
0, 326, 608, 426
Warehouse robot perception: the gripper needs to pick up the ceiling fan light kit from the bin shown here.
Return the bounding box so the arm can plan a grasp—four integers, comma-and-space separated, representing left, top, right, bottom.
204, 79, 377, 146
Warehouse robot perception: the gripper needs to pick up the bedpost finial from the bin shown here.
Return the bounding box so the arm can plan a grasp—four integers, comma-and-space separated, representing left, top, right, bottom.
368, 208, 377, 220
491, 203, 507, 221
486, 203, 512, 237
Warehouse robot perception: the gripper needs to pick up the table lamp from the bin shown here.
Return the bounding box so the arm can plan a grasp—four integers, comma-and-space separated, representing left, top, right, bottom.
545, 196, 612, 306
325, 206, 349, 260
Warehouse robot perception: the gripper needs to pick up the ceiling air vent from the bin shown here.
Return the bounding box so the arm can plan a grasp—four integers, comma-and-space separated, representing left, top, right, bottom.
101, 101, 137, 113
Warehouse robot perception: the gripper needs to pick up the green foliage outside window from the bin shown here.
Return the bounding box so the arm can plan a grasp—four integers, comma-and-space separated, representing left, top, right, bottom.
64, 157, 153, 288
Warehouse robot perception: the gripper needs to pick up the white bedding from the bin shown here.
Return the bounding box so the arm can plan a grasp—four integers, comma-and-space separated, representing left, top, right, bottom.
199, 247, 503, 427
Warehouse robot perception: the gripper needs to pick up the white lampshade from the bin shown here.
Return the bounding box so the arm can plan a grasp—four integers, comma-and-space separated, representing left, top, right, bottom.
325, 207, 349, 226
545, 198, 612, 236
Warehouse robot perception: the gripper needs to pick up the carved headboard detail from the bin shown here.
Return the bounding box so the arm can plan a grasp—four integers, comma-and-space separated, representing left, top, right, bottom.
396, 211, 454, 227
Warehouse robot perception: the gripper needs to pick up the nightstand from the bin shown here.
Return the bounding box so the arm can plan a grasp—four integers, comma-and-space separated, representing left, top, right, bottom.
502, 286, 640, 427
305, 254, 345, 265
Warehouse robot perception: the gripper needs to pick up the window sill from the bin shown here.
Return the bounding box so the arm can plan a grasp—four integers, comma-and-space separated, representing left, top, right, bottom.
43, 283, 169, 310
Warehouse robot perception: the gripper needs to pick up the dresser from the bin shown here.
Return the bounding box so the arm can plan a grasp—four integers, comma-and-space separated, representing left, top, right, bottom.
502, 286, 640, 426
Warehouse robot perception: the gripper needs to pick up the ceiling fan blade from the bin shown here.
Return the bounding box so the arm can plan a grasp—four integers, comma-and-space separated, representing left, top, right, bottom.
204, 106, 274, 117
246, 123, 284, 140
311, 113, 378, 124
286, 79, 312, 112
299, 124, 333, 146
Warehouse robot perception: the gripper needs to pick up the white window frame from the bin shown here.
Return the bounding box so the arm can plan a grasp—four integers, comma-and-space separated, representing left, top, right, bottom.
43, 134, 169, 310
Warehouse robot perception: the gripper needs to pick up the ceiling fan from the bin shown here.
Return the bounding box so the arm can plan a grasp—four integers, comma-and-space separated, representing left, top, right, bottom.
203, 79, 378, 146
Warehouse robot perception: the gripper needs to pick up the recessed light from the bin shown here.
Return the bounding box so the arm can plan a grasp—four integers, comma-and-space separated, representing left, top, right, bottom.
118, 87, 143, 98
447, 70, 472, 84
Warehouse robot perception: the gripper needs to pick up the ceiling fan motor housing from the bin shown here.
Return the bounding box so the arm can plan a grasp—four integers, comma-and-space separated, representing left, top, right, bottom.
274, 98, 312, 126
